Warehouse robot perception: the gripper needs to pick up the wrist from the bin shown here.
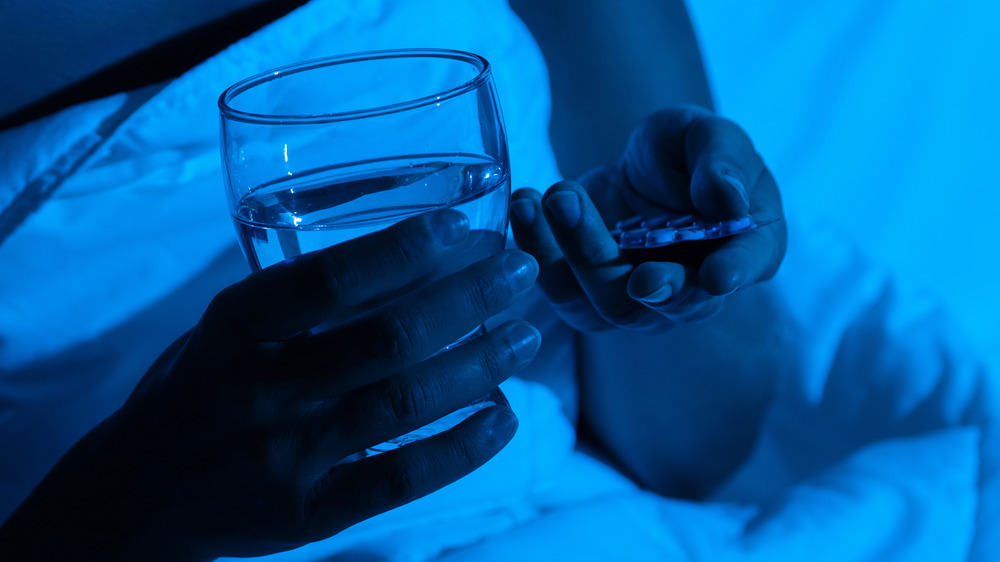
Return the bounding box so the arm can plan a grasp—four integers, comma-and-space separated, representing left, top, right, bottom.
0, 412, 209, 561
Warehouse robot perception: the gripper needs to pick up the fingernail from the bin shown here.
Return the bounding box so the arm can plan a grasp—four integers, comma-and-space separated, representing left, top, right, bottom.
507, 322, 541, 362
544, 191, 582, 228
716, 273, 742, 296
430, 210, 469, 246
503, 252, 538, 292
510, 199, 536, 226
491, 410, 519, 441
726, 176, 750, 210
635, 284, 673, 304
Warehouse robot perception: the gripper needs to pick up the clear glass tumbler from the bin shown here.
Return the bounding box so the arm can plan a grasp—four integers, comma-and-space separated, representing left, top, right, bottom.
218, 49, 511, 458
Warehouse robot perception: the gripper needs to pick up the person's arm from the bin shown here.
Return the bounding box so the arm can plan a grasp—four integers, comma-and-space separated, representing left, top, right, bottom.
509, 0, 714, 180
0, 210, 536, 560
510, 0, 786, 499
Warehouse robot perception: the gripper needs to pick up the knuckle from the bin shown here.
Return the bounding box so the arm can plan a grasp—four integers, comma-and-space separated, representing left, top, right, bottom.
391, 227, 433, 267
312, 252, 348, 308
476, 339, 507, 380
449, 434, 480, 473
579, 243, 613, 264
467, 270, 508, 315
370, 310, 423, 366
386, 380, 428, 426
598, 297, 646, 325
384, 461, 421, 501
202, 285, 239, 334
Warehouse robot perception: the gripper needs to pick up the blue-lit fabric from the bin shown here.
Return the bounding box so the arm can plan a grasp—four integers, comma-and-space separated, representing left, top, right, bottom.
434, 213, 992, 561
1, 0, 998, 561
688, 0, 1000, 372
687, 2, 1000, 559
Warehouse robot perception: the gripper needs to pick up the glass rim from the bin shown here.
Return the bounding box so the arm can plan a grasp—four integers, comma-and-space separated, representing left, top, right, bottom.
218, 48, 492, 125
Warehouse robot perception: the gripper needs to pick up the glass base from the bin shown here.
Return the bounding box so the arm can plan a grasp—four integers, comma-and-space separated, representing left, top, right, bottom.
364, 386, 506, 457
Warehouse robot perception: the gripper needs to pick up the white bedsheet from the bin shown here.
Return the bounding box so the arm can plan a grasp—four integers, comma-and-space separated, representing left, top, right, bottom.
688, 0, 1000, 374
2, 1, 997, 560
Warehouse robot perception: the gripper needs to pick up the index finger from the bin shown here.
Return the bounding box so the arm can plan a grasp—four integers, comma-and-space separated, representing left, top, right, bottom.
538, 181, 655, 329
204, 208, 472, 342
621, 106, 764, 220
684, 111, 764, 219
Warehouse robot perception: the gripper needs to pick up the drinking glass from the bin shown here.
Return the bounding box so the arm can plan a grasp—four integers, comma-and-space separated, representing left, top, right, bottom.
218, 49, 511, 458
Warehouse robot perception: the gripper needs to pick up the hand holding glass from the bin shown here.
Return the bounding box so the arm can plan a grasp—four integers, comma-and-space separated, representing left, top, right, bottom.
219, 49, 511, 458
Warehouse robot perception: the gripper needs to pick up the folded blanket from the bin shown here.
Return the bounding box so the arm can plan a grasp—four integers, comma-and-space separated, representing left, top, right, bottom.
432, 429, 977, 562
3, 1, 997, 560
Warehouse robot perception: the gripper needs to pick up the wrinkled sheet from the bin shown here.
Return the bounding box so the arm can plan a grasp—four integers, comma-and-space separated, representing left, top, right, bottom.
1, 1, 997, 561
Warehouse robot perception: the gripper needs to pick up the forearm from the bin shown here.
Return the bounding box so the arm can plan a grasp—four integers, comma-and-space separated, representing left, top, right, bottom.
512, 0, 759, 494
509, 0, 714, 180
577, 284, 786, 498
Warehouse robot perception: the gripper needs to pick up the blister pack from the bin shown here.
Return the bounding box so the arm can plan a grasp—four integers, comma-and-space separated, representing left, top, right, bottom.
610, 214, 771, 249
